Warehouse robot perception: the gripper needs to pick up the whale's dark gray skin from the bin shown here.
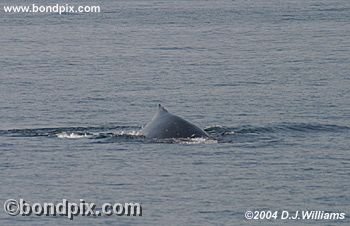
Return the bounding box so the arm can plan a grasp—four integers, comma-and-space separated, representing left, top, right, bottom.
141, 104, 209, 139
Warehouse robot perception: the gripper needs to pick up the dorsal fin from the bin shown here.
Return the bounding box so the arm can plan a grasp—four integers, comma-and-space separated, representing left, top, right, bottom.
158, 104, 168, 113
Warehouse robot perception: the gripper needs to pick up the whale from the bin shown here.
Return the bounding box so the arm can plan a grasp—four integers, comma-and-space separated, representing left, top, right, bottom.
140, 104, 209, 139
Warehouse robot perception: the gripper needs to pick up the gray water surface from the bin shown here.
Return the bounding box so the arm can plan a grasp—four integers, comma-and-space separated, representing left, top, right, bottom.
0, 0, 350, 225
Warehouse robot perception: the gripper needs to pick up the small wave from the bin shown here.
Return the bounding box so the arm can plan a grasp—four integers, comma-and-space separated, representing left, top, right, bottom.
113, 130, 142, 136
147, 137, 217, 144
205, 123, 350, 136
204, 125, 230, 134
0, 125, 140, 138
56, 130, 143, 140
177, 137, 218, 144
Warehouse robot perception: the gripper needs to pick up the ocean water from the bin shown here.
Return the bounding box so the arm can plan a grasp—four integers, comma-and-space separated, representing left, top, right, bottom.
0, 0, 350, 225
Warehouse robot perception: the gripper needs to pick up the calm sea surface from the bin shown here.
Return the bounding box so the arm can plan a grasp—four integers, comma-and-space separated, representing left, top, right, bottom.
0, 0, 349, 225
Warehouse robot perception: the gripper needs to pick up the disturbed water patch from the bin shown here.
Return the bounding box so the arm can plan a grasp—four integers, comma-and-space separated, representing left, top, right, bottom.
0, 122, 348, 145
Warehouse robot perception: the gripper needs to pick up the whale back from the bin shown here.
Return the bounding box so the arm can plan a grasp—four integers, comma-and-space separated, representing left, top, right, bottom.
141, 105, 209, 139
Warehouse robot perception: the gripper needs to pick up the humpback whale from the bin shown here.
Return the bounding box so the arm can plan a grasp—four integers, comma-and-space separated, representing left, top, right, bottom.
141, 104, 209, 139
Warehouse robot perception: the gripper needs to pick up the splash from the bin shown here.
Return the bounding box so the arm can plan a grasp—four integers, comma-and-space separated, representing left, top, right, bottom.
56, 132, 93, 139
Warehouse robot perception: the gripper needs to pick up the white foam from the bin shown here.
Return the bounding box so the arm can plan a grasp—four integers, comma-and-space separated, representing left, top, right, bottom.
113, 130, 142, 136
204, 125, 223, 129
56, 132, 92, 139
178, 137, 218, 144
